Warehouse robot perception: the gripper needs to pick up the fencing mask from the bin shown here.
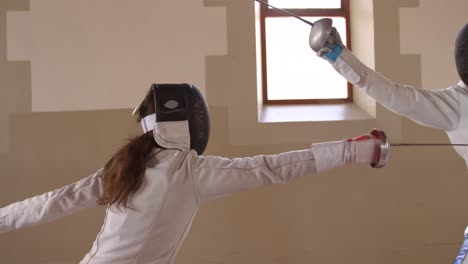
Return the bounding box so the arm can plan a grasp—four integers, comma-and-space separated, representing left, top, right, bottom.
455, 24, 468, 85
133, 83, 210, 155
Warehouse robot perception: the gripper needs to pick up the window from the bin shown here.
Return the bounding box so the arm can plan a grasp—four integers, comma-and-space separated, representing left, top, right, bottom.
259, 0, 351, 104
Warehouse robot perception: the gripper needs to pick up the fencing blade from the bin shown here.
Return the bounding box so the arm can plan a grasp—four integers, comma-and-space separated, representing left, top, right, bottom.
391, 143, 468, 147
254, 0, 334, 55
254, 0, 315, 27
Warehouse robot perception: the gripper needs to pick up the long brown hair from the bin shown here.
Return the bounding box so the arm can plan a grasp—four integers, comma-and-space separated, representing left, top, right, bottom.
97, 89, 158, 208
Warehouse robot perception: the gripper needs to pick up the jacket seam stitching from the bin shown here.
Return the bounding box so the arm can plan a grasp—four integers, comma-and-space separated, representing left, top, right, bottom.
196, 158, 313, 171
131, 189, 171, 263
190, 158, 201, 206
85, 206, 110, 264
169, 210, 198, 263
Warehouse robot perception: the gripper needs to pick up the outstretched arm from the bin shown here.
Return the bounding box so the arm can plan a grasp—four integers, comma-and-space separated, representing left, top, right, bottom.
191, 135, 378, 202
315, 28, 461, 131
0, 169, 103, 234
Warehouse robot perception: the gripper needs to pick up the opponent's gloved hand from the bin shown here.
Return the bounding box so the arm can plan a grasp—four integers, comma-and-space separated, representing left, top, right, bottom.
312, 27, 345, 63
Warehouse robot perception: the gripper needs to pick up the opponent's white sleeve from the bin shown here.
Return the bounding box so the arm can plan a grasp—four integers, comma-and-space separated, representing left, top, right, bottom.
191, 141, 356, 202
0, 169, 103, 234
330, 48, 461, 131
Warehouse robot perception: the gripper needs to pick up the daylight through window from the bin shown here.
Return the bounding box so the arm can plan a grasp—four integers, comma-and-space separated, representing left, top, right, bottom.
259, 0, 351, 104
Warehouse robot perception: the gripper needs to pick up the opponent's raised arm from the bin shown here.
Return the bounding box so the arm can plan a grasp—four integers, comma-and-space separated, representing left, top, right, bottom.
0, 169, 103, 234
312, 27, 461, 131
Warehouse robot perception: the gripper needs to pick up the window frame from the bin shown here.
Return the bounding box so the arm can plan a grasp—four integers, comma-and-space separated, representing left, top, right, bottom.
259, 0, 352, 105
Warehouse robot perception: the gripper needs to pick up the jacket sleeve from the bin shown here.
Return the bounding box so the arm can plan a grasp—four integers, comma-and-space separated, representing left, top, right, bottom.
0, 169, 104, 234
330, 48, 461, 131
191, 142, 350, 202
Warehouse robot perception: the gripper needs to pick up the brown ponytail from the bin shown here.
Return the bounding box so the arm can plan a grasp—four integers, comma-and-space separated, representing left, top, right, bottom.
98, 89, 157, 208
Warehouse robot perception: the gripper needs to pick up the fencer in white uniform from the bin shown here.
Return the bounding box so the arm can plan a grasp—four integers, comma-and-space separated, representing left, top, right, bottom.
312, 23, 468, 264
0, 83, 385, 264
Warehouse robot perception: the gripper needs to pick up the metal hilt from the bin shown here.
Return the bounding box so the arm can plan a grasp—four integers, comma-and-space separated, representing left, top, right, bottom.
309, 18, 333, 52
370, 129, 390, 168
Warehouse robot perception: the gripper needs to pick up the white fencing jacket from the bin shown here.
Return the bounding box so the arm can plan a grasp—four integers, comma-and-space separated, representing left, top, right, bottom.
328, 47, 468, 262
0, 141, 356, 264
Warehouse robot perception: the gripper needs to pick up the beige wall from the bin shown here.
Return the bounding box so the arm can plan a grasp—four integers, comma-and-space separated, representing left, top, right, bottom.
400, 0, 467, 89
0, 0, 30, 153
6, 0, 227, 112
350, 0, 376, 118
1, 0, 468, 263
